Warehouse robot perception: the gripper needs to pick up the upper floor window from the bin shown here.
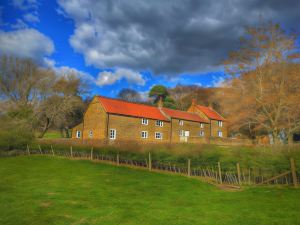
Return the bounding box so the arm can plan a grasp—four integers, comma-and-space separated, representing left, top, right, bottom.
156, 120, 163, 127
218, 121, 223, 127
199, 131, 205, 136
76, 130, 81, 138
179, 130, 184, 136
179, 120, 183, 126
200, 123, 204, 128
110, 129, 116, 139
141, 131, 148, 139
155, 132, 163, 139
142, 118, 148, 125
89, 130, 93, 138
218, 131, 223, 137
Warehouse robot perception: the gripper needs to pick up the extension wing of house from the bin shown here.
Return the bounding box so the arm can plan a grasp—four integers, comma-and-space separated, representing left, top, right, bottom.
72, 96, 214, 143
160, 107, 209, 143
188, 100, 227, 138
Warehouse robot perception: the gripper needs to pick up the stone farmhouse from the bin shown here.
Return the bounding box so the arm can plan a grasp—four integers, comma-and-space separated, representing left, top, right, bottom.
72, 96, 227, 144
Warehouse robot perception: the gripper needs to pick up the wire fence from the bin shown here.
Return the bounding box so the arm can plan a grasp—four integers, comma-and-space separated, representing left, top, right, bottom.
1, 145, 299, 187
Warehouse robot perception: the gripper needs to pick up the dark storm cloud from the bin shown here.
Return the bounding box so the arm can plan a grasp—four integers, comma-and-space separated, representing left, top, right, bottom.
58, 0, 300, 75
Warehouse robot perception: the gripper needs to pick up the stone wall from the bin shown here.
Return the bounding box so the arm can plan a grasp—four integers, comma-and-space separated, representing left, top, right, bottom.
108, 114, 171, 143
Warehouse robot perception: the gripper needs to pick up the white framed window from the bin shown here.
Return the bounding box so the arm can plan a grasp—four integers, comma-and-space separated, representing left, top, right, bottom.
184, 131, 190, 137
110, 129, 116, 139
142, 118, 148, 125
76, 130, 81, 138
218, 131, 223, 137
156, 120, 163, 127
89, 130, 93, 138
141, 131, 148, 139
179, 130, 184, 136
155, 132, 163, 139
179, 120, 183, 126
200, 123, 204, 128
199, 131, 205, 136
218, 121, 223, 127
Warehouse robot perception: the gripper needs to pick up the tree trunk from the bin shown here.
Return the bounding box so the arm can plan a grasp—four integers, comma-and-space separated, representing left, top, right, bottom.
39, 118, 50, 138
288, 133, 294, 146
64, 127, 70, 138
272, 130, 280, 145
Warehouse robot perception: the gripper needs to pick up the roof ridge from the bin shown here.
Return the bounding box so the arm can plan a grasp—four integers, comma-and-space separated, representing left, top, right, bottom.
97, 95, 157, 108
96, 95, 170, 121
162, 107, 200, 115
196, 104, 225, 120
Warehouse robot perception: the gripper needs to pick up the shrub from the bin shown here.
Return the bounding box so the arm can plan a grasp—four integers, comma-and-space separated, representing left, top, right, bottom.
0, 110, 35, 150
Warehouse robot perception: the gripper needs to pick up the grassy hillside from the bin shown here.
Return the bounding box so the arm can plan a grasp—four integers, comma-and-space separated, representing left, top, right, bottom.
0, 156, 300, 225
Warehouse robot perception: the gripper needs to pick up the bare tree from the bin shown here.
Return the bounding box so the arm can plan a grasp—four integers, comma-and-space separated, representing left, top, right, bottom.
221, 21, 300, 144
36, 75, 85, 138
0, 56, 55, 106
117, 88, 142, 102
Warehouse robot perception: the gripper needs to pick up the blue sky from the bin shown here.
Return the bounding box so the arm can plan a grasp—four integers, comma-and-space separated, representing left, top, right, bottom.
0, 0, 299, 98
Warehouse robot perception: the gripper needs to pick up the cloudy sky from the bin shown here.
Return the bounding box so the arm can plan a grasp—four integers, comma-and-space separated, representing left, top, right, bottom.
1, 0, 300, 97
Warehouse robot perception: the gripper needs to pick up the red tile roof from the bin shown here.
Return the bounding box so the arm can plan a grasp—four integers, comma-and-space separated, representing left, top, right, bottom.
162, 107, 209, 123
97, 96, 169, 121
196, 105, 225, 121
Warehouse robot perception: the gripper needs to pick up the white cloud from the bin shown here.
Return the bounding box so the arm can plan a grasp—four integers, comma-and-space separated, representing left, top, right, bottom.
12, 0, 39, 25
23, 12, 39, 23
12, 0, 38, 10
0, 28, 54, 65
53, 66, 96, 83
138, 90, 150, 101
10, 19, 28, 29
212, 76, 225, 87
96, 68, 146, 86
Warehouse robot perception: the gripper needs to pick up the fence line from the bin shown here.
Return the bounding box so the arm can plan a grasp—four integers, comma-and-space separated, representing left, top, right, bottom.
1, 146, 299, 187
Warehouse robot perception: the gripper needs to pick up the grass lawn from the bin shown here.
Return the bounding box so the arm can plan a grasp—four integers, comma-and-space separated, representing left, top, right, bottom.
0, 156, 299, 225
42, 130, 62, 139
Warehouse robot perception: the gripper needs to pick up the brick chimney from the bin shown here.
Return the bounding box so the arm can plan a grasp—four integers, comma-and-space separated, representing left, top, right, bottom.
192, 98, 196, 107
157, 96, 163, 108
189, 98, 196, 112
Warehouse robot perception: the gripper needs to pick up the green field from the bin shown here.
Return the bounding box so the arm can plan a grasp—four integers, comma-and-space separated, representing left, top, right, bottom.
0, 156, 299, 225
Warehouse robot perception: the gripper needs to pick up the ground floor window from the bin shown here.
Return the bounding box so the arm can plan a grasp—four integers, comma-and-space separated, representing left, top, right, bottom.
76, 130, 81, 138
218, 131, 223, 137
89, 130, 93, 138
199, 131, 205, 136
110, 129, 116, 139
141, 131, 148, 138
155, 132, 163, 139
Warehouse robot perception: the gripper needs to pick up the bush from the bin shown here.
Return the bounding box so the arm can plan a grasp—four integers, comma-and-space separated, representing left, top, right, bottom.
0, 112, 35, 151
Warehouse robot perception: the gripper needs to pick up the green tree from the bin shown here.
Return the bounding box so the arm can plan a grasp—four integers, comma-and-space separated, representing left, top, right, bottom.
149, 85, 168, 102
149, 85, 177, 109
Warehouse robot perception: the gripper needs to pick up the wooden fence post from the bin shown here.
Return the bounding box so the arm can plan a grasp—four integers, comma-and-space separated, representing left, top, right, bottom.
290, 158, 298, 187
218, 162, 222, 184
237, 162, 241, 185
187, 158, 191, 177
51, 145, 54, 156
148, 152, 152, 171
27, 145, 30, 155
117, 153, 120, 166
90, 147, 93, 160
38, 145, 42, 154
70, 146, 73, 158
